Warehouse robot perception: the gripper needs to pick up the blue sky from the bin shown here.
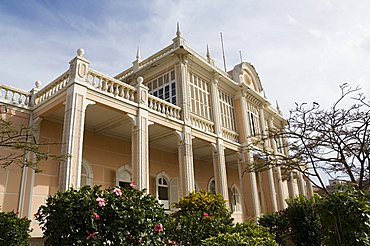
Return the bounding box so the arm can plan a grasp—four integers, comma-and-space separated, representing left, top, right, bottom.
1, 0, 369, 116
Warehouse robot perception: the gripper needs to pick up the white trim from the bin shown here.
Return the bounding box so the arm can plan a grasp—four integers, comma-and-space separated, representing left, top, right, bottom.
156, 171, 170, 209
116, 164, 132, 186
230, 184, 242, 213
207, 177, 216, 194
81, 159, 93, 186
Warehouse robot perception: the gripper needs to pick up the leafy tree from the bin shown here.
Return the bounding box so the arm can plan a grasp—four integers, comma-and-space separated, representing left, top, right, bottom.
248, 84, 370, 192
0, 211, 31, 246
168, 191, 234, 245
315, 186, 370, 246
202, 221, 278, 246
0, 119, 63, 171
36, 185, 170, 245
286, 196, 321, 246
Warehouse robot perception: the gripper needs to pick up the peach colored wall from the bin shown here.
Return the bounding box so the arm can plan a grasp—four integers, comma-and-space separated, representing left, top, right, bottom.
83, 130, 131, 189
0, 108, 30, 213
30, 120, 62, 236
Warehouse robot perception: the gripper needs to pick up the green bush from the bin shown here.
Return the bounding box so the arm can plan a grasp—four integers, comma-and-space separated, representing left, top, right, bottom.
168, 191, 233, 245
285, 196, 321, 246
202, 221, 278, 246
259, 210, 289, 245
0, 211, 31, 246
315, 187, 370, 246
259, 196, 321, 246
36, 185, 170, 245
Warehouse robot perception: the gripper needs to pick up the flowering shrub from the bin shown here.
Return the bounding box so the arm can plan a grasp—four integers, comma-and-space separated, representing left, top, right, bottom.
168, 191, 233, 245
0, 211, 31, 246
36, 185, 170, 245
202, 221, 278, 246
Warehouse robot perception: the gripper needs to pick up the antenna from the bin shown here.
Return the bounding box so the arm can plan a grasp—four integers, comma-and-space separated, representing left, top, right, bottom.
220, 32, 227, 72
239, 50, 243, 63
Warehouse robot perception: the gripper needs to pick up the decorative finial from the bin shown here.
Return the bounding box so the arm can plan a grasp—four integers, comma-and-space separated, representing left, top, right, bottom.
136, 46, 141, 60
206, 45, 211, 59
77, 48, 85, 57
137, 76, 144, 84
276, 100, 282, 113
176, 22, 181, 37
35, 80, 42, 89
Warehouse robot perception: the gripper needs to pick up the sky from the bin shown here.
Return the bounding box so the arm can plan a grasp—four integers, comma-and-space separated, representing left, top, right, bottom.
1, 0, 370, 116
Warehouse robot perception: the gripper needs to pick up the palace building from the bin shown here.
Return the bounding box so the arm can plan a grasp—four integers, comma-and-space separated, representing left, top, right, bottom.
0, 26, 313, 238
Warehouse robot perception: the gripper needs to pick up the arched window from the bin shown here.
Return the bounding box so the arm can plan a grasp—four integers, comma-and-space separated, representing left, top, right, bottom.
231, 185, 241, 213
80, 160, 93, 187
208, 177, 216, 194
156, 172, 170, 210
116, 165, 132, 189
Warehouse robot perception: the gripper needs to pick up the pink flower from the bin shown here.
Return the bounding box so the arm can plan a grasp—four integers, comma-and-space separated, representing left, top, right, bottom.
96, 197, 106, 207
130, 182, 136, 188
86, 230, 98, 240
203, 212, 210, 218
93, 212, 100, 220
154, 223, 164, 233
112, 187, 122, 196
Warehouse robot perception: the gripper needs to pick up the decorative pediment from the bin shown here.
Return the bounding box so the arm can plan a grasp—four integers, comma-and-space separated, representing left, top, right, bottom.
232, 62, 263, 94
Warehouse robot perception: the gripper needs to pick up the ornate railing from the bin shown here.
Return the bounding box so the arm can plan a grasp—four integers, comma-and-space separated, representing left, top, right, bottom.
222, 127, 239, 142
190, 114, 214, 134
0, 84, 31, 108
87, 69, 137, 103
148, 95, 181, 120
34, 71, 69, 105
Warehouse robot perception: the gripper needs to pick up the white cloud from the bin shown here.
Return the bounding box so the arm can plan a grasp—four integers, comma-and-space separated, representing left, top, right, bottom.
0, 0, 369, 112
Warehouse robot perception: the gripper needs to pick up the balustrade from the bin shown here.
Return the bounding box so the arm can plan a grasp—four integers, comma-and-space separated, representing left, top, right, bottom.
148, 95, 181, 120
221, 127, 239, 142
34, 71, 69, 105
190, 114, 214, 133
88, 69, 136, 102
0, 84, 31, 108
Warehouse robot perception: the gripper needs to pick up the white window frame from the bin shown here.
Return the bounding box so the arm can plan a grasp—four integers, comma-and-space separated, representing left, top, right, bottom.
248, 103, 260, 136
147, 69, 177, 105
189, 73, 212, 120
116, 165, 132, 187
230, 185, 241, 213
156, 171, 170, 210
219, 90, 236, 131
207, 177, 216, 194
81, 160, 93, 187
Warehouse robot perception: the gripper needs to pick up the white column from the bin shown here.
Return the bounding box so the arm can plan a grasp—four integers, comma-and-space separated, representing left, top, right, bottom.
268, 118, 287, 209
176, 54, 195, 197
212, 139, 229, 201
18, 116, 42, 218
287, 172, 298, 198
235, 91, 261, 219
306, 177, 314, 197
210, 73, 229, 202
59, 50, 92, 190
259, 108, 278, 212
177, 127, 195, 197
131, 77, 150, 191
297, 172, 306, 196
